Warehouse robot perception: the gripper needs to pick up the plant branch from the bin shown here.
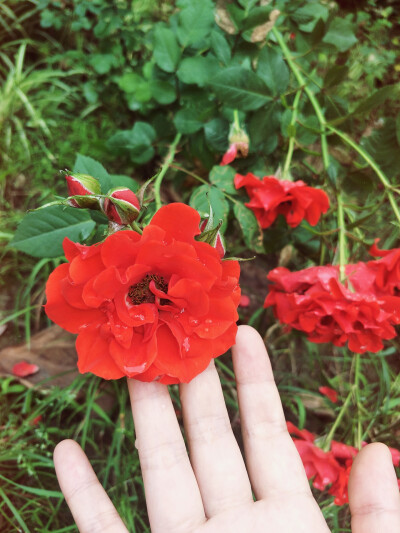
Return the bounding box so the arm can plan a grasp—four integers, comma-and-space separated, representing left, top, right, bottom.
327, 125, 400, 225
273, 27, 330, 170
154, 133, 182, 210
337, 193, 347, 282
283, 88, 302, 178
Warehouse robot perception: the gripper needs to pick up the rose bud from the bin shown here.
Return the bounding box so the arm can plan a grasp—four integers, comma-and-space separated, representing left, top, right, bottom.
198, 218, 226, 258
103, 187, 140, 225
65, 172, 101, 209
220, 122, 249, 166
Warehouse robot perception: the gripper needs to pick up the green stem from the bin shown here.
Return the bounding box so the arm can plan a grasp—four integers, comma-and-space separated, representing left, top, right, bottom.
273, 27, 330, 170
129, 220, 143, 234
327, 125, 400, 225
283, 89, 302, 178
154, 133, 182, 210
337, 193, 347, 282
354, 353, 362, 450
322, 389, 353, 452
233, 109, 240, 131
170, 163, 240, 204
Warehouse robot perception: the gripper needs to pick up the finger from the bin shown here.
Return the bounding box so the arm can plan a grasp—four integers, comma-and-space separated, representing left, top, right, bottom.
54, 439, 128, 533
180, 361, 253, 517
232, 325, 312, 500
127, 379, 206, 533
349, 443, 400, 533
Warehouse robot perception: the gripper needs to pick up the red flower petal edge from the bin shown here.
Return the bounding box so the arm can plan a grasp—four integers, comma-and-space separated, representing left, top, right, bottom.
12, 361, 40, 378
45, 203, 240, 384
234, 173, 330, 228
319, 386, 338, 403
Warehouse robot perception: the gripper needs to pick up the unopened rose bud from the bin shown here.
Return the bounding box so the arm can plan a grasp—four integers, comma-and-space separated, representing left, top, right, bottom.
198, 218, 226, 258
103, 187, 140, 225
65, 173, 101, 208
220, 121, 249, 166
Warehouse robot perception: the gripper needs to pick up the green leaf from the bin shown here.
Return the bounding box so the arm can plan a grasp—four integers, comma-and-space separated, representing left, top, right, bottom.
322, 18, 357, 52
117, 72, 152, 102
177, 56, 219, 86
209, 67, 272, 111
233, 202, 264, 253
173, 108, 204, 134
293, 3, 329, 32
361, 118, 400, 178
204, 118, 229, 151
150, 80, 177, 104
106, 175, 139, 193
249, 101, 281, 152
323, 65, 349, 89
209, 165, 237, 194
83, 81, 98, 104
176, 0, 215, 47
351, 85, 400, 115
190, 185, 230, 231
73, 154, 110, 188
153, 26, 181, 73
89, 53, 118, 74
11, 206, 96, 258
257, 47, 289, 95
107, 122, 156, 164
210, 30, 231, 65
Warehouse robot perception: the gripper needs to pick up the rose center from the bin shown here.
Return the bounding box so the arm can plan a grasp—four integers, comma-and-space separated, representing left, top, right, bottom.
128, 274, 168, 305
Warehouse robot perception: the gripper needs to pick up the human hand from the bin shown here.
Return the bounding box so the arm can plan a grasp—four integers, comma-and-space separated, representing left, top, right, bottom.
54, 326, 400, 532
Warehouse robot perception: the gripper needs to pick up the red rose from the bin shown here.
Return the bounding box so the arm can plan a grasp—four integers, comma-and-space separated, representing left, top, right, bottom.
45, 203, 240, 384
264, 262, 400, 353
234, 173, 330, 228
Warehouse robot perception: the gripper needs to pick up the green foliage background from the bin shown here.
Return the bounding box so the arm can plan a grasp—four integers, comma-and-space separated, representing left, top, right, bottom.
0, 0, 399, 531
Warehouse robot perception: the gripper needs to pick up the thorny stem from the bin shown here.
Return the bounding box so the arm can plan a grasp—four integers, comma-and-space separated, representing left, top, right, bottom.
337, 193, 347, 282
283, 89, 302, 179
273, 27, 330, 170
327, 125, 400, 225
154, 133, 182, 210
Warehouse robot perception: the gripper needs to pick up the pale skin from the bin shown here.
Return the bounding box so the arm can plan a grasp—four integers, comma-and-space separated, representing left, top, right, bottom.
54, 326, 400, 533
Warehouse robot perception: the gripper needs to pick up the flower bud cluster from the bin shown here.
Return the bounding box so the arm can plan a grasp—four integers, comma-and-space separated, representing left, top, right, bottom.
65, 172, 140, 227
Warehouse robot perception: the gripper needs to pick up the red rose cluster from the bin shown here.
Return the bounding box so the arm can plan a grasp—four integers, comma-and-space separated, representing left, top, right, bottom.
264, 243, 400, 353
45, 203, 240, 383
288, 422, 400, 505
234, 173, 330, 228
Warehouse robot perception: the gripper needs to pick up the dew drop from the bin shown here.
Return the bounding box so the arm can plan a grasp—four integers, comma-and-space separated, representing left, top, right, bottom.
182, 337, 190, 352
124, 362, 147, 373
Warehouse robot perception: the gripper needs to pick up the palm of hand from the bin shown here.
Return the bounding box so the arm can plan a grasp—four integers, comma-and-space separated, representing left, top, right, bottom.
54, 327, 400, 533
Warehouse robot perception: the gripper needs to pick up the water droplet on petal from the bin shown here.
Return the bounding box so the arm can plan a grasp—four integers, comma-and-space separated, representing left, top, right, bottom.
182, 337, 190, 352
124, 362, 147, 373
